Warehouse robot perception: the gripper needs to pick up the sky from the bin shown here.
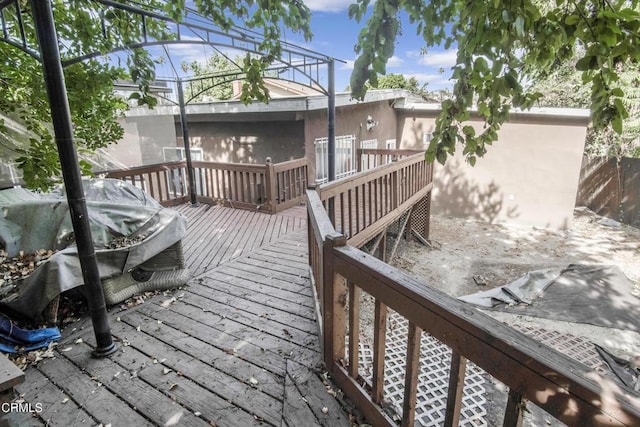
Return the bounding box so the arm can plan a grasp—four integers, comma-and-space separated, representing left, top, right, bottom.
296, 0, 456, 92
149, 1, 457, 94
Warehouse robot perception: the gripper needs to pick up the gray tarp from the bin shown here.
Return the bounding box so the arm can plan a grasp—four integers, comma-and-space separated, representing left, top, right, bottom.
459, 264, 640, 393
0, 179, 186, 321
459, 264, 639, 333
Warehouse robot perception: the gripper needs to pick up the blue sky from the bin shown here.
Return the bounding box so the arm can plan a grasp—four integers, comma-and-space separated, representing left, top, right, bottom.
149, 1, 456, 94
297, 0, 456, 91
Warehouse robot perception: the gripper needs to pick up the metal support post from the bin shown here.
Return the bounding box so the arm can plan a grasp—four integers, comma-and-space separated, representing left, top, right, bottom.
176, 80, 197, 205
31, 0, 115, 357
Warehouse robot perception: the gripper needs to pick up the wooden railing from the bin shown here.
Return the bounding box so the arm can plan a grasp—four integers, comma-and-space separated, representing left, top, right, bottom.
357, 148, 424, 172
104, 160, 189, 206
306, 188, 640, 427
317, 152, 432, 248
103, 158, 307, 213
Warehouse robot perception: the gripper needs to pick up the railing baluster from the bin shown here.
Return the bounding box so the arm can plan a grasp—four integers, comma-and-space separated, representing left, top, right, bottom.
348, 282, 360, 379
401, 321, 422, 427
372, 299, 388, 404
355, 185, 360, 233
348, 188, 353, 238
444, 350, 467, 427
367, 181, 372, 227
503, 390, 525, 427
216, 169, 223, 200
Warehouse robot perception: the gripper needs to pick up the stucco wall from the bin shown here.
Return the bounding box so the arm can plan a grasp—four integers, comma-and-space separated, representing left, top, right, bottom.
104, 116, 176, 167
398, 110, 588, 229
180, 120, 305, 164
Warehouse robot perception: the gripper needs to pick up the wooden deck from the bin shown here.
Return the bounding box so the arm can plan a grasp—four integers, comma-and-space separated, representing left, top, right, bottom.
9, 204, 352, 427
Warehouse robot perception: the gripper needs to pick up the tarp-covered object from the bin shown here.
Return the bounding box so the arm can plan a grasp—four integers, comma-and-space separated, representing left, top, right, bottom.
459, 264, 639, 333
0, 178, 187, 321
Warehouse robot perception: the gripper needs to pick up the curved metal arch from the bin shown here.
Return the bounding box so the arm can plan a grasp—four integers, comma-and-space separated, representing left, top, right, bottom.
183, 74, 327, 105
183, 74, 328, 105
179, 65, 328, 103
1, 0, 334, 95
64, 0, 332, 71
62, 39, 331, 96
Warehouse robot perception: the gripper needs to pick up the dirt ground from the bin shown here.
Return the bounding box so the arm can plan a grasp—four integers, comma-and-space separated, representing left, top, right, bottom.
392, 207, 640, 299
356, 207, 640, 426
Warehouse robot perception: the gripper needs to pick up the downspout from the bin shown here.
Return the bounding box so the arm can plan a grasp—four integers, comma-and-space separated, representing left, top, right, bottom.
31, 0, 116, 357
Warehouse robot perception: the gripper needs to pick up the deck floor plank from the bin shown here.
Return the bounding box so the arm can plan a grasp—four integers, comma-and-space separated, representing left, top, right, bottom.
138, 300, 321, 369
184, 279, 318, 334
190, 275, 316, 319
77, 326, 267, 427
15, 204, 351, 426
88, 313, 284, 426
61, 342, 210, 427
116, 310, 285, 395
176, 291, 319, 348
124, 308, 287, 377
198, 266, 313, 303
16, 368, 88, 427
34, 354, 154, 426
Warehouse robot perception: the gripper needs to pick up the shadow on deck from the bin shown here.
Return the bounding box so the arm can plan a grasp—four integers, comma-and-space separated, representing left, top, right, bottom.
10, 204, 353, 427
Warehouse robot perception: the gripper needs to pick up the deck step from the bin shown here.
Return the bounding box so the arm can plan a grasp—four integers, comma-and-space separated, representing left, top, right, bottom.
0, 353, 25, 404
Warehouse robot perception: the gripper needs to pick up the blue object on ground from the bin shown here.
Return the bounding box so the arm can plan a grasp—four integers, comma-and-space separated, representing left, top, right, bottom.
0, 316, 61, 353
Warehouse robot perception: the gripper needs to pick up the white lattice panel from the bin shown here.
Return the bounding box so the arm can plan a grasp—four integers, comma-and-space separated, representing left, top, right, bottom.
357, 311, 488, 426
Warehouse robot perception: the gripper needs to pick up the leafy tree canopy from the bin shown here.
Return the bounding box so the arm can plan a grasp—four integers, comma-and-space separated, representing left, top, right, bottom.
368, 73, 427, 95
182, 54, 242, 102
0, 0, 312, 190
529, 52, 640, 158
349, 0, 640, 166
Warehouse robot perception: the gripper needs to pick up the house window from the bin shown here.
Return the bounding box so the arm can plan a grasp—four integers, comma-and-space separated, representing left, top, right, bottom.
162, 147, 204, 162
360, 139, 377, 149
422, 132, 433, 147
314, 135, 357, 184
385, 139, 397, 163
162, 147, 204, 196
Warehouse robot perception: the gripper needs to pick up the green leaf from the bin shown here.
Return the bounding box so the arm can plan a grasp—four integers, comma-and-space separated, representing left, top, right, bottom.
565, 15, 579, 25
462, 125, 476, 137
575, 56, 593, 71
514, 16, 525, 38
612, 115, 623, 134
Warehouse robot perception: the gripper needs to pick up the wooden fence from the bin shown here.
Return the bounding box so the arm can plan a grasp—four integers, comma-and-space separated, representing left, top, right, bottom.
104, 158, 307, 214
306, 188, 640, 427
576, 156, 640, 228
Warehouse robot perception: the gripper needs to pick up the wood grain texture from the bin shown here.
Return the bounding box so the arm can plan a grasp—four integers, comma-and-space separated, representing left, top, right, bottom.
14, 205, 350, 427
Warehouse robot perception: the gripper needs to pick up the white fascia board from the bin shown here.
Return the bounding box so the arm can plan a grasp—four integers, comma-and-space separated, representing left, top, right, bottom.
397, 102, 590, 121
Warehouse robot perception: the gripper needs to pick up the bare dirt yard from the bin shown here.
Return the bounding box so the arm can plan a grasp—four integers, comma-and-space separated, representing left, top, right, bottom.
378, 207, 640, 426
392, 207, 640, 299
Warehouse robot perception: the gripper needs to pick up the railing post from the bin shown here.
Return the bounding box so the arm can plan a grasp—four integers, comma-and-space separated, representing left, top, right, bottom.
265, 157, 276, 213
322, 232, 347, 374
503, 390, 526, 427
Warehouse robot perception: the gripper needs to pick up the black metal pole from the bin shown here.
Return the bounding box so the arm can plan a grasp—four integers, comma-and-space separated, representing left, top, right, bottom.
31, 0, 116, 357
176, 80, 197, 205
327, 58, 336, 223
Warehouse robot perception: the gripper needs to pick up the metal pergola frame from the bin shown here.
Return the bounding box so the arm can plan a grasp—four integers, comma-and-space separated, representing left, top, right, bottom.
0, 0, 338, 357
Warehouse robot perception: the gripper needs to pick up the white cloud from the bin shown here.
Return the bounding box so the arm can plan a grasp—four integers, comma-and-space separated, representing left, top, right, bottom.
340, 59, 355, 71
303, 0, 354, 12
339, 55, 401, 72
387, 56, 403, 68
406, 72, 453, 88
417, 49, 458, 69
